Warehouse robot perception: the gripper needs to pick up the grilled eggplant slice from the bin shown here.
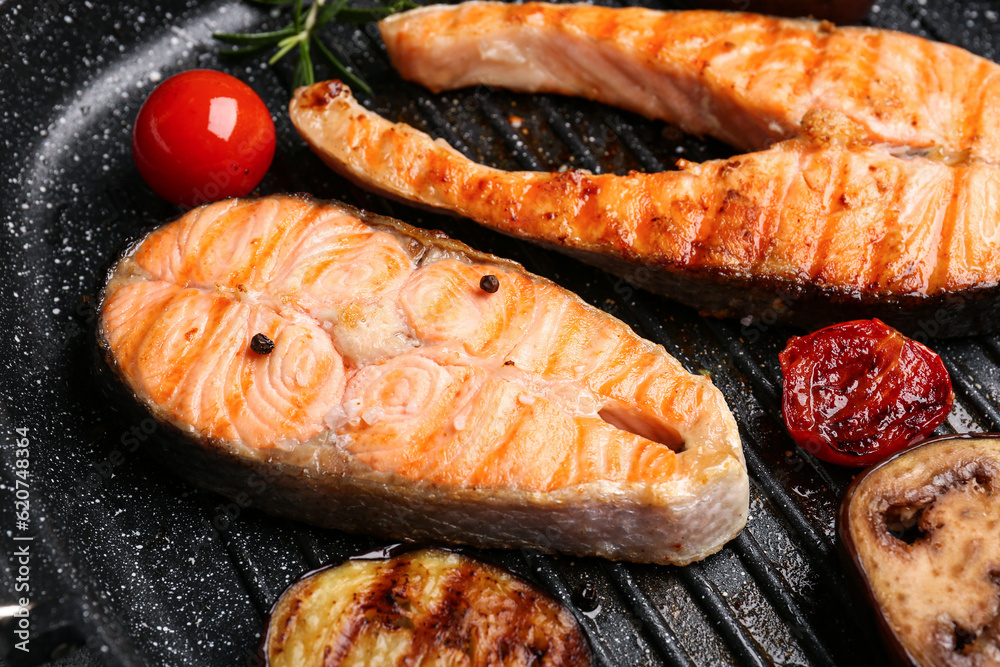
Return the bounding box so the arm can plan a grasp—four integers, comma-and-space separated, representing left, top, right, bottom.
839, 435, 1000, 666
263, 548, 591, 666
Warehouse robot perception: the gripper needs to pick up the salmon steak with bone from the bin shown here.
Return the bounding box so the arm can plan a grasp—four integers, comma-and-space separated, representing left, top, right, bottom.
290, 2, 1000, 337
98, 195, 747, 565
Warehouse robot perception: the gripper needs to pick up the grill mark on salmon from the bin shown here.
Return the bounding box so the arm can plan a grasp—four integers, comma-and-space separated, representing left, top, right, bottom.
293, 1, 1000, 334
291, 80, 1000, 334
98, 195, 747, 564
379, 3, 1000, 161
932, 166, 970, 295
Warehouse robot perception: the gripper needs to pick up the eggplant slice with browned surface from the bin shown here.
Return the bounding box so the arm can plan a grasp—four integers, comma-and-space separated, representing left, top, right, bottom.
839, 435, 1000, 666
263, 547, 591, 666
96, 195, 747, 565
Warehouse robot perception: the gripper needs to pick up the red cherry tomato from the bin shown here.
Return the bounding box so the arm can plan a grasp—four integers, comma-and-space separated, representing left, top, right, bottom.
132, 70, 276, 208
779, 319, 953, 467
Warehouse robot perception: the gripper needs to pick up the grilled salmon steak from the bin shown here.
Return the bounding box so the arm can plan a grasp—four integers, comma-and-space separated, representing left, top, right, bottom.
380, 2, 1000, 161
287, 4, 1000, 335
98, 195, 748, 565
291, 79, 1000, 336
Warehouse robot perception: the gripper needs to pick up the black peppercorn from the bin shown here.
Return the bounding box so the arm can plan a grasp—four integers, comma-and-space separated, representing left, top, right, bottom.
572, 583, 600, 612
250, 333, 275, 355
479, 274, 500, 293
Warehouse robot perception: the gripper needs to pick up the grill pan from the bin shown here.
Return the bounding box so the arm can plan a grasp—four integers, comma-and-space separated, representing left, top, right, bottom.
2, 0, 998, 664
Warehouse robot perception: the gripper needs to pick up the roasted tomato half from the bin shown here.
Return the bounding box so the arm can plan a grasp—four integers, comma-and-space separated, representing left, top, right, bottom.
779, 319, 953, 467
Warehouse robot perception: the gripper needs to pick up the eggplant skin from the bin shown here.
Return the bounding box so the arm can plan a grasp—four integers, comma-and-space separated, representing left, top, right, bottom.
838, 434, 1000, 667
262, 548, 591, 666
94, 196, 749, 565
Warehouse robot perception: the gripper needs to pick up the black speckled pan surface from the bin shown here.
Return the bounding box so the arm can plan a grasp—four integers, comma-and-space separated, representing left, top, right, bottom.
2, 1, 999, 665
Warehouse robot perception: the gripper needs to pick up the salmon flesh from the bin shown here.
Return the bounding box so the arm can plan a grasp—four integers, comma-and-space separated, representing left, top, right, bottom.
97, 195, 748, 565
381, 2, 1000, 160
287, 3, 1000, 336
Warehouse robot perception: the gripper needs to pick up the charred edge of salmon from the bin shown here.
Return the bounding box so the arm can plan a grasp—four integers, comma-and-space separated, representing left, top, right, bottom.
552, 242, 1000, 339
321, 177, 999, 338
297, 79, 344, 110
289, 84, 1000, 338
94, 195, 748, 565
300, 157, 999, 339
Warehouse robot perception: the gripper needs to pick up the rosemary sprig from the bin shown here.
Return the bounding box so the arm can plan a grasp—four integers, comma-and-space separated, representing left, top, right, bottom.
214, 0, 419, 94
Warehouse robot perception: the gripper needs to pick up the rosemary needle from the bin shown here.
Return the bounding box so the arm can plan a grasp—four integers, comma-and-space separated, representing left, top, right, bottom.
214, 0, 418, 94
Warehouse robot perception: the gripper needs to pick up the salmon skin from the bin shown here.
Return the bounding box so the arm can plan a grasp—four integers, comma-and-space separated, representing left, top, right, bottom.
290, 81, 1000, 337
380, 2, 1000, 162
97, 195, 747, 565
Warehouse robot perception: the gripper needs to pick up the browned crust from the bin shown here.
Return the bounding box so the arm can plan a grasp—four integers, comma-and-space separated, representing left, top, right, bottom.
320, 166, 1000, 339
261, 548, 592, 666
553, 241, 1000, 340
290, 83, 1000, 338
379, 3, 1000, 161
